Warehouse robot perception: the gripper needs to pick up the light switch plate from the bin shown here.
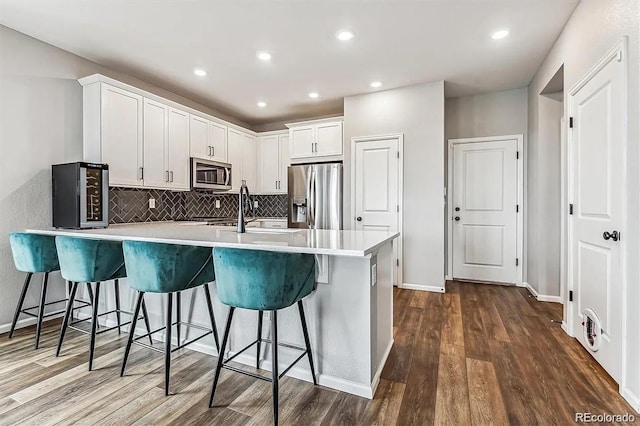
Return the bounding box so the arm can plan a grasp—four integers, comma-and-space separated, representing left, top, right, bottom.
371, 264, 377, 286
254, 200, 259, 208
215, 200, 221, 209
148, 198, 156, 209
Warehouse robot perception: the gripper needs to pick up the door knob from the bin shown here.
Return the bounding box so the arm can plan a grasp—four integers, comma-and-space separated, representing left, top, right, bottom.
356, 216, 362, 222
455, 216, 460, 221
603, 230, 620, 241
455, 207, 460, 212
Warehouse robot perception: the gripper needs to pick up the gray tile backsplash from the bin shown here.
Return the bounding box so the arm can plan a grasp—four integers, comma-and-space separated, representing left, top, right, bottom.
109, 187, 287, 224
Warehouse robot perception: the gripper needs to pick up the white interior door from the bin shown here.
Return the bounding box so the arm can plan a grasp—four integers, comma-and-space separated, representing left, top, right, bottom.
569, 46, 625, 383
353, 137, 400, 285
452, 139, 518, 283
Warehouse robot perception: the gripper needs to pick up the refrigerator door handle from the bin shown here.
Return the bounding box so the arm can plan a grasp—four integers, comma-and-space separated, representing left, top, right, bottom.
308, 171, 316, 228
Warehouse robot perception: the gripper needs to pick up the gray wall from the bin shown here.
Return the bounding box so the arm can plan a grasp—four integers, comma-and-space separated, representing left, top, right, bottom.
343, 81, 445, 288
527, 0, 640, 403
0, 25, 251, 329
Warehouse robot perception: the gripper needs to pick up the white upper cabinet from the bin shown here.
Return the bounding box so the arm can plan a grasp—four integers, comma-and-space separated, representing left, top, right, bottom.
91, 83, 144, 187
242, 133, 257, 191
167, 107, 190, 190
257, 132, 290, 194
143, 98, 169, 189
287, 118, 343, 160
227, 128, 243, 192
189, 115, 228, 162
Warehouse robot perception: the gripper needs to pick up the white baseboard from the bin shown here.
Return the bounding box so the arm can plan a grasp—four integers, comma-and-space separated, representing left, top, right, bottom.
523, 282, 562, 303
0, 313, 65, 335
445, 275, 452, 281
402, 283, 445, 293
370, 339, 394, 397
621, 387, 640, 414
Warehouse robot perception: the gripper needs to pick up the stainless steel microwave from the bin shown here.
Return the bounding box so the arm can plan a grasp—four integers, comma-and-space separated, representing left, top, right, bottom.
191, 158, 232, 190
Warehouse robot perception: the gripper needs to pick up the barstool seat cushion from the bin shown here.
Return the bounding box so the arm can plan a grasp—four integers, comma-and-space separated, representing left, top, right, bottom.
9, 233, 60, 273
55, 236, 126, 283
213, 248, 315, 311
122, 241, 214, 293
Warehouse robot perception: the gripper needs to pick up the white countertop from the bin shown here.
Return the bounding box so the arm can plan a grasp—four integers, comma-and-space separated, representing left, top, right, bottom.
26, 222, 398, 257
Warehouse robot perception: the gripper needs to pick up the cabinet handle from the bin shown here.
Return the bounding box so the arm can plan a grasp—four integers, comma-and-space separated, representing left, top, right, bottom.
166, 171, 170, 182
212, 146, 215, 157
170, 171, 174, 182
138, 167, 144, 180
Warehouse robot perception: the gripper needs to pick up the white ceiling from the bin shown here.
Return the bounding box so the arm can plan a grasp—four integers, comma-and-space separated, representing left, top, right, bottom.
0, 0, 578, 126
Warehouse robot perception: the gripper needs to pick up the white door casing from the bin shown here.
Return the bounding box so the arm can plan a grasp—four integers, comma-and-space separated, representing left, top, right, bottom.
447, 135, 523, 285
568, 41, 626, 384
351, 135, 403, 287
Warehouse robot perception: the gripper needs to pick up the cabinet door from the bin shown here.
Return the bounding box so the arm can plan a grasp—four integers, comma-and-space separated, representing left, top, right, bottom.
167, 107, 190, 190
278, 135, 290, 194
142, 98, 169, 189
290, 126, 315, 159
316, 121, 343, 157
209, 121, 228, 162
242, 134, 257, 191
227, 129, 243, 192
260, 136, 280, 193
189, 115, 209, 159
101, 84, 143, 187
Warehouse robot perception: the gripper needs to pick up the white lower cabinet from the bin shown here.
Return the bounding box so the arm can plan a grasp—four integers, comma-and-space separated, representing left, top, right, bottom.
257, 132, 289, 194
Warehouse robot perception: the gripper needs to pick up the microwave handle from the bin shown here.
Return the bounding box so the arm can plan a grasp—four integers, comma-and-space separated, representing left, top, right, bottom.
224, 167, 230, 186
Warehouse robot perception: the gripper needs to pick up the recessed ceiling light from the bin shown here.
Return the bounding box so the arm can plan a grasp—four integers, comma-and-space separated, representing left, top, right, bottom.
491, 29, 509, 40
308, 92, 319, 99
257, 51, 272, 61
193, 68, 207, 77
370, 81, 382, 88
336, 30, 355, 41
257, 101, 267, 108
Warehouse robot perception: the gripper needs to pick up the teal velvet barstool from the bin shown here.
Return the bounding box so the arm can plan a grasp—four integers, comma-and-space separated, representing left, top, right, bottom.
55, 236, 152, 371
8, 233, 83, 349
208, 248, 318, 425
120, 240, 220, 396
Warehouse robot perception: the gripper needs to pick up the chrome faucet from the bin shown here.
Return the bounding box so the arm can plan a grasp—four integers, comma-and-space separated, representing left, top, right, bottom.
237, 180, 253, 233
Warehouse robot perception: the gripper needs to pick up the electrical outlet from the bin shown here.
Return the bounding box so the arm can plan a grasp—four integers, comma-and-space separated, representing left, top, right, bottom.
215, 200, 221, 209
371, 264, 377, 286
148, 198, 156, 209
254, 200, 259, 209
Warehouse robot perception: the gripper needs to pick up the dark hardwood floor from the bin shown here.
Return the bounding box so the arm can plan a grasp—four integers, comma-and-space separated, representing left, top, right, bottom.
0, 282, 636, 425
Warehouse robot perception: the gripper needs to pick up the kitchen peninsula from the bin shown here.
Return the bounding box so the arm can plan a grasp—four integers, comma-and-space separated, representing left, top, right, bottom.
26, 222, 398, 399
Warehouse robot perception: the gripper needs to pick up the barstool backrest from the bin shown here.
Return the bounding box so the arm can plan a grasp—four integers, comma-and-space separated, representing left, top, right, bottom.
122, 240, 214, 293
55, 236, 126, 283
213, 248, 315, 311
9, 233, 59, 273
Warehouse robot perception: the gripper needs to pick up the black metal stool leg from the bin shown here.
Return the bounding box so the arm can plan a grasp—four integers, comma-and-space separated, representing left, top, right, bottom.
271, 310, 279, 425
88, 282, 101, 371
86, 283, 97, 329
114, 279, 122, 335
203, 284, 220, 351
141, 297, 153, 345
165, 293, 173, 396
57, 282, 78, 356
209, 307, 235, 407
9, 272, 33, 338
34, 273, 50, 349
256, 311, 263, 369
121, 291, 144, 377
176, 292, 181, 346
298, 301, 317, 385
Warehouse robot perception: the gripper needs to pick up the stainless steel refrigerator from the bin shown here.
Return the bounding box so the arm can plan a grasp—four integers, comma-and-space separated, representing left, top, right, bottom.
287, 163, 343, 229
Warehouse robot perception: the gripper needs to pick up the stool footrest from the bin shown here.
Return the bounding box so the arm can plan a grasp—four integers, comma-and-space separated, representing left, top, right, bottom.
20, 299, 91, 317
132, 321, 215, 353
221, 337, 309, 382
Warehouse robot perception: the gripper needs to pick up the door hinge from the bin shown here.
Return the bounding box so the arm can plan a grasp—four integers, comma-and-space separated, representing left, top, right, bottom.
516, 258, 519, 266
396, 259, 400, 267
569, 203, 574, 215
516, 151, 519, 160
397, 205, 400, 212
397, 151, 400, 159
516, 204, 519, 213
569, 117, 574, 128
569, 290, 573, 302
